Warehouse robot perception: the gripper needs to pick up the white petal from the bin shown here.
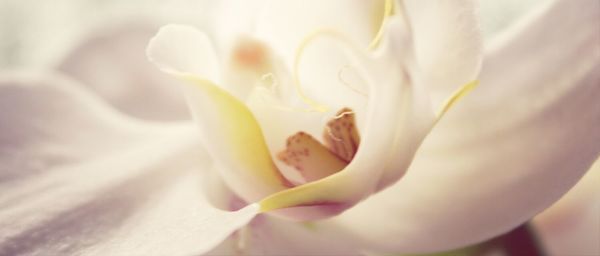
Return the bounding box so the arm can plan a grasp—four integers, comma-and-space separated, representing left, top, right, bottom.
534, 160, 600, 256
57, 23, 187, 121
246, 87, 325, 184
147, 25, 294, 203
255, 0, 385, 63
214, 214, 363, 255
212, 0, 270, 52
82, 173, 259, 256
403, 0, 483, 109
331, 0, 600, 253
146, 24, 220, 82
0, 72, 255, 255
290, 30, 370, 119
258, 19, 435, 216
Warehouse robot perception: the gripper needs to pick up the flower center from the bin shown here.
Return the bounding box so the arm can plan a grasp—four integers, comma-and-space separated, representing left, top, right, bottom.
277, 108, 360, 183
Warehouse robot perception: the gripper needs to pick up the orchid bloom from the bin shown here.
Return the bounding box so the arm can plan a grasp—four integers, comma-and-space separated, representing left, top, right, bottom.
0, 0, 598, 255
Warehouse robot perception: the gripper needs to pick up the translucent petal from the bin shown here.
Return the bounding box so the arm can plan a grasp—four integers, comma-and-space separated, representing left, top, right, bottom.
0, 72, 256, 255
402, 0, 483, 109
534, 160, 600, 256
147, 26, 293, 202
255, 0, 385, 62
331, 0, 600, 252
57, 23, 187, 120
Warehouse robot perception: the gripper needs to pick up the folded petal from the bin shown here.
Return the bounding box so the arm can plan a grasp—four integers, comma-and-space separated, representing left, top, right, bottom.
146, 24, 220, 81
259, 19, 435, 216
148, 22, 436, 221
0, 72, 257, 255
57, 23, 187, 121
402, 0, 483, 109
534, 159, 600, 256
332, 0, 600, 253
147, 25, 293, 203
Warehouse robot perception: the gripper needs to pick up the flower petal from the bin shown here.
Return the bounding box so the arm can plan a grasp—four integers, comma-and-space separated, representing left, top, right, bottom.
245, 87, 326, 185
534, 159, 600, 256
147, 25, 293, 203
255, 0, 386, 62
146, 24, 220, 82
80, 172, 259, 256
212, 0, 270, 51
57, 23, 187, 121
148, 21, 435, 221
259, 19, 435, 216
212, 214, 363, 255
331, 0, 600, 253
0, 72, 256, 255
402, 0, 483, 109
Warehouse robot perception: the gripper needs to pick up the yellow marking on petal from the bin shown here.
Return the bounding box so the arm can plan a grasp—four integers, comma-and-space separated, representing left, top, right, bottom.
292, 29, 371, 112
302, 222, 317, 231
277, 132, 347, 182
436, 80, 479, 118
179, 74, 292, 191
368, 0, 395, 50
293, 30, 334, 113
258, 172, 353, 212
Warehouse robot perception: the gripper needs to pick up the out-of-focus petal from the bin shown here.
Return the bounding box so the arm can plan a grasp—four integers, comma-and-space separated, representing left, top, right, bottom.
331, 0, 600, 253
534, 160, 600, 256
81, 172, 260, 256
402, 0, 483, 109
0, 72, 258, 255
214, 214, 363, 256
57, 23, 187, 121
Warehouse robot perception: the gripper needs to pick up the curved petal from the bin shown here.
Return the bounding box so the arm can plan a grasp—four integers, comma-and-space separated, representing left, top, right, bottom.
255, 0, 386, 62
331, 0, 600, 253
0, 72, 257, 255
146, 25, 220, 82
402, 0, 483, 109
211, 214, 364, 256
80, 172, 259, 256
57, 23, 188, 121
533, 159, 600, 256
148, 22, 436, 221
147, 25, 293, 203
258, 19, 436, 216
246, 87, 326, 185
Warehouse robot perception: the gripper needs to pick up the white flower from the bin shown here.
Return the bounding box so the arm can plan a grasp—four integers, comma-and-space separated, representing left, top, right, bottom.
0, 0, 598, 255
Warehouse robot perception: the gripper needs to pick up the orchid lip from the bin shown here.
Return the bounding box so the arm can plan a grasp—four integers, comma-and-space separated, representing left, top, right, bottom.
277, 107, 361, 184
